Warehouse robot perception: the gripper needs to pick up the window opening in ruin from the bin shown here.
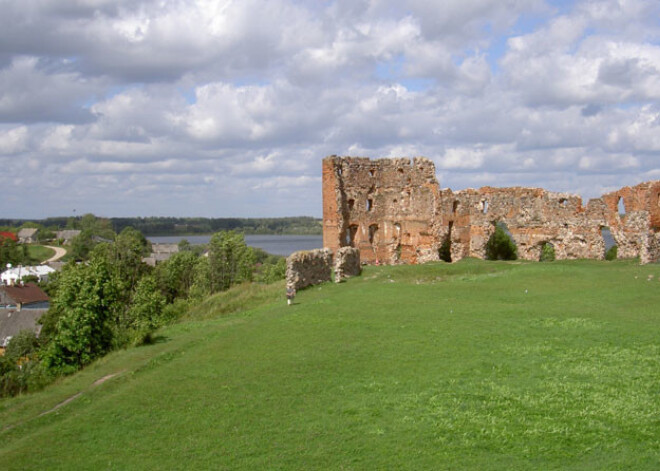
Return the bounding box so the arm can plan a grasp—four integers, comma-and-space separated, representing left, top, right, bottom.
452, 200, 459, 213
559, 198, 568, 207
618, 197, 626, 217
395, 243, 402, 260
600, 227, 617, 260
657, 193, 660, 207
369, 169, 375, 177
397, 168, 404, 174
439, 221, 452, 262
367, 198, 373, 211
482, 200, 489, 214
394, 222, 401, 236
337, 166, 342, 176
344, 224, 358, 247
393, 198, 398, 205
368, 224, 378, 244
347, 199, 355, 210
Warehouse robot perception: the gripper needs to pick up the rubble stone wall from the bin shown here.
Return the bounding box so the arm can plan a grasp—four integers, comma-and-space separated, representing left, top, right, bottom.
286, 248, 333, 291
334, 247, 361, 283
323, 155, 660, 264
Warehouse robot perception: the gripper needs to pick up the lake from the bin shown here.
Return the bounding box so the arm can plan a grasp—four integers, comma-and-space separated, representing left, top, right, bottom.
147, 234, 324, 257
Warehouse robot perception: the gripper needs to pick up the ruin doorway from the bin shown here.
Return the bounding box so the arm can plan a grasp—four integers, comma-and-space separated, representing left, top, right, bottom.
486, 222, 518, 260
600, 226, 617, 260
439, 221, 453, 262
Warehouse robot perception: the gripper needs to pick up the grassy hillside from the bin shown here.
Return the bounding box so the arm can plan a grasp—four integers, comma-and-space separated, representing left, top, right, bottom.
1, 259, 659, 469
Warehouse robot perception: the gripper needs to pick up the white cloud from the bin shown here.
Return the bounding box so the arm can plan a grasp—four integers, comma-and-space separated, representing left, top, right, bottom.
0, 0, 659, 217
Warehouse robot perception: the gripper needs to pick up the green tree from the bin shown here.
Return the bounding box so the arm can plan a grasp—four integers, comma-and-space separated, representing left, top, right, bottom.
485, 223, 518, 261
42, 259, 118, 373
208, 231, 255, 292
127, 275, 167, 344
155, 251, 199, 302
4, 330, 40, 361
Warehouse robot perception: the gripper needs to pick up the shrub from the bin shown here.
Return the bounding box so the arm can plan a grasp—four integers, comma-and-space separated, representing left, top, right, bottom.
605, 245, 618, 261
540, 242, 556, 262
485, 224, 518, 261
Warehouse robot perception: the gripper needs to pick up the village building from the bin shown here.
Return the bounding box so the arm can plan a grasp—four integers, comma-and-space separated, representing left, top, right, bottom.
143, 243, 179, 266
0, 283, 50, 310
17, 228, 38, 244
0, 308, 46, 355
55, 230, 82, 244
1, 265, 56, 286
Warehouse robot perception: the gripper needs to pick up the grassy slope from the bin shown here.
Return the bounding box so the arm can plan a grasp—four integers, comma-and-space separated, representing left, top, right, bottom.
1, 259, 660, 470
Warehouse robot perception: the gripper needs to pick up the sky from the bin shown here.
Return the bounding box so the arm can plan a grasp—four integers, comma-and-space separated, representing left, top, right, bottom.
1, 0, 660, 219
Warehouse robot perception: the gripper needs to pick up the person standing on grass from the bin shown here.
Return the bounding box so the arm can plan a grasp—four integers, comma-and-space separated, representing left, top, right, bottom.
286, 287, 296, 305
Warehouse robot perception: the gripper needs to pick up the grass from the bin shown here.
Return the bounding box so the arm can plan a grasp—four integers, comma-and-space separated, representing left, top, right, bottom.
26, 245, 56, 264
1, 259, 660, 469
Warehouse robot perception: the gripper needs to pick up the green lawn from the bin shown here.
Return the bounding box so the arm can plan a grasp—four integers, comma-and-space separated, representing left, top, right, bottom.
26, 245, 56, 264
1, 259, 660, 469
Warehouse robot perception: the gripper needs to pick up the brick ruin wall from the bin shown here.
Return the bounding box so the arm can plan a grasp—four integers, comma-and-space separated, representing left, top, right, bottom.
323, 156, 660, 265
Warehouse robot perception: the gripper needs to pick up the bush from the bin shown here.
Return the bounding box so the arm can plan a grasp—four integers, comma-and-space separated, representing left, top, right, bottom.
540, 243, 556, 262
605, 245, 618, 261
485, 224, 518, 261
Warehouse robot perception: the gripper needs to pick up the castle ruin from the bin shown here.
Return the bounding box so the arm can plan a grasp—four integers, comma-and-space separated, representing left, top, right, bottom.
322, 156, 660, 265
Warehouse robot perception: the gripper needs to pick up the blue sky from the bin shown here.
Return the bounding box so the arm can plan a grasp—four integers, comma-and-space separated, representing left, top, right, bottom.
0, 0, 659, 218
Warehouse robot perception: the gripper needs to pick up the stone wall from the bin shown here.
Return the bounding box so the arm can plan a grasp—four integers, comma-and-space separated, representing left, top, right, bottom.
334, 247, 361, 283
286, 248, 333, 291
323, 155, 660, 264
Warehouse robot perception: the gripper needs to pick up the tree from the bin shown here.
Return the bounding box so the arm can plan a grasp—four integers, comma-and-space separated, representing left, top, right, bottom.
207, 231, 255, 292
155, 251, 199, 302
485, 223, 518, 261
127, 275, 166, 344
42, 259, 118, 373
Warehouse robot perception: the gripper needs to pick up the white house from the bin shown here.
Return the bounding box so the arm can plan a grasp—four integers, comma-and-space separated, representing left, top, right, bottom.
1, 265, 55, 286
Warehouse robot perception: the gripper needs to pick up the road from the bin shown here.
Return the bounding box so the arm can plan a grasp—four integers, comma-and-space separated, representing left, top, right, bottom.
44, 245, 67, 263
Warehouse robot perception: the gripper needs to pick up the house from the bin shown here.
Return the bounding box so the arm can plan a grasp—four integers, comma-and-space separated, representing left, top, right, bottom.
0, 232, 17, 242
143, 243, 179, 266
0, 308, 46, 354
55, 230, 82, 244
0, 283, 50, 310
17, 228, 38, 244
1, 265, 56, 286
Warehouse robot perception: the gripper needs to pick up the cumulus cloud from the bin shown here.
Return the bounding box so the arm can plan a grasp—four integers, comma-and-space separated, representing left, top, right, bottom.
0, 0, 658, 217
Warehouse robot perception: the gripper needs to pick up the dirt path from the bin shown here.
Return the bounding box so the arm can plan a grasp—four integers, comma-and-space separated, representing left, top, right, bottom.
2, 370, 125, 433
43, 245, 67, 263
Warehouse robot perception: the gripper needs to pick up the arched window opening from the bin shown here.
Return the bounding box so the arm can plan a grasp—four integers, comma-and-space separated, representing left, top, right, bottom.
369, 169, 375, 177
618, 197, 626, 217
452, 200, 459, 213
559, 198, 568, 207
482, 200, 489, 214
347, 199, 355, 210
366, 199, 373, 212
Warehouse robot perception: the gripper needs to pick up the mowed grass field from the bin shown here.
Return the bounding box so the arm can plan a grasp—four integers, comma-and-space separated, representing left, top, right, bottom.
1, 259, 660, 470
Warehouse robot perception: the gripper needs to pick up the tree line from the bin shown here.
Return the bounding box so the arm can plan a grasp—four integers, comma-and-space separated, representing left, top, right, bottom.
0, 215, 322, 237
